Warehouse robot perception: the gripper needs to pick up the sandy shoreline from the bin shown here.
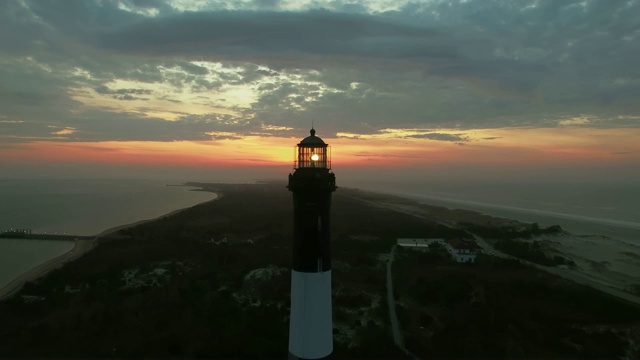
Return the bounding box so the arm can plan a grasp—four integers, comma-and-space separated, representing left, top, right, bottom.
2, 186, 638, 307
354, 190, 640, 305
0, 238, 94, 300
0, 193, 219, 300
403, 193, 640, 299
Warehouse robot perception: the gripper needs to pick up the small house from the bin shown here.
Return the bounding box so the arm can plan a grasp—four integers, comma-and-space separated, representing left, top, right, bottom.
445, 238, 482, 263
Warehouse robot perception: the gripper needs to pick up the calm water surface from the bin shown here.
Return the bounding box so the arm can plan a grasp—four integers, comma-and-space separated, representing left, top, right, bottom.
0, 179, 215, 289
0, 238, 74, 289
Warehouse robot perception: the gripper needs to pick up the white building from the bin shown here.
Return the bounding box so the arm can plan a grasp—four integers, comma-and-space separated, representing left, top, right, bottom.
397, 238, 444, 250
445, 238, 482, 263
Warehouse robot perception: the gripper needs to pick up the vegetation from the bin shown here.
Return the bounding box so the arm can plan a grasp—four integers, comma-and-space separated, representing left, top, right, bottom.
494, 239, 576, 266
0, 183, 637, 358
392, 248, 640, 359
461, 222, 563, 241
462, 222, 574, 266
0, 184, 430, 358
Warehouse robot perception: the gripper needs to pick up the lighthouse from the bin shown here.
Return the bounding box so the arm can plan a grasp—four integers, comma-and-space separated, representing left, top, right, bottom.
287, 128, 337, 360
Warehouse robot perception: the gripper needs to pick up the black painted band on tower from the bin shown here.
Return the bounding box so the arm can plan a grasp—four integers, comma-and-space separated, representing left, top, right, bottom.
289, 168, 335, 273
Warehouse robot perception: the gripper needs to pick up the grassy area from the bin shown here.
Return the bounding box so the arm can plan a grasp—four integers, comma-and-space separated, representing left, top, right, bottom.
1, 183, 637, 358
392, 247, 640, 358
0, 184, 430, 357
462, 222, 575, 266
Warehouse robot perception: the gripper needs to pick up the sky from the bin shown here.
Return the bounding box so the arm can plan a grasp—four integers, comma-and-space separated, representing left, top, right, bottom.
1, 0, 639, 184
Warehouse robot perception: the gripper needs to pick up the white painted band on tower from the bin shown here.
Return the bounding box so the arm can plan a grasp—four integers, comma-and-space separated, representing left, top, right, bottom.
288, 270, 333, 359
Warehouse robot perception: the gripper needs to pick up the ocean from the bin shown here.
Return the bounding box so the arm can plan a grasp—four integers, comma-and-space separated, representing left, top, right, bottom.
352, 180, 640, 244
0, 179, 216, 290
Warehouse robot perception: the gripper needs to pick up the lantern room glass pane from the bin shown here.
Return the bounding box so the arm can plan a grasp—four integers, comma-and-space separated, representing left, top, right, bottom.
297, 145, 328, 168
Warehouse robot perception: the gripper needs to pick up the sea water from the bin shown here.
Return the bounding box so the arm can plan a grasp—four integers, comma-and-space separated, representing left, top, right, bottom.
0, 179, 216, 289
352, 180, 640, 243
0, 239, 76, 291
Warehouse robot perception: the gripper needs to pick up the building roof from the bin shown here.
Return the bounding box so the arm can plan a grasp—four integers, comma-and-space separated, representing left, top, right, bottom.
446, 238, 482, 250
397, 238, 443, 247
299, 128, 327, 146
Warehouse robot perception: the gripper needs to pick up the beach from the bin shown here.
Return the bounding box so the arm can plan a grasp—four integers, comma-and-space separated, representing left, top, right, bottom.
0, 238, 96, 300
356, 189, 640, 305
403, 192, 640, 299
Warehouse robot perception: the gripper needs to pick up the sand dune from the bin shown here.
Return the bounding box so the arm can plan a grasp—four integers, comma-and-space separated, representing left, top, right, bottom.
356, 190, 640, 306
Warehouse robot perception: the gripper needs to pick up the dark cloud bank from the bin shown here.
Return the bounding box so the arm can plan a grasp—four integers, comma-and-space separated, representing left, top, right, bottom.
0, 0, 638, 142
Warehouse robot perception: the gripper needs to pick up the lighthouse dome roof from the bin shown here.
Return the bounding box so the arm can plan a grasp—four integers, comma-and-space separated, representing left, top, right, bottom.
299, 128, 326, 146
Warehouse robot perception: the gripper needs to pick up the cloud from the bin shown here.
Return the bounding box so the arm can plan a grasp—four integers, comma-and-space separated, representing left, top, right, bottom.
94, 86, 152, 96
94, 10, 451, 65
558, 116, 593, 127
94, 85, 153, 101
0, 0, 638, 144
50, 126, 76, 136
405, 132, 470, 143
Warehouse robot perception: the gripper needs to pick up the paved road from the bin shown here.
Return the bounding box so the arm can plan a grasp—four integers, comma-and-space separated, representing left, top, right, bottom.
386, 245, 421, 360
386, 245, 403, 348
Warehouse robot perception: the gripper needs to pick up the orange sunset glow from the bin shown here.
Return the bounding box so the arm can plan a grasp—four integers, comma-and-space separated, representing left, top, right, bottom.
1, 0, 639, 184
3, 126, 639, 174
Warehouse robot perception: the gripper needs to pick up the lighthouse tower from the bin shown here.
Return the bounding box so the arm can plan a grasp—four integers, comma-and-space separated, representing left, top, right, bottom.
287, 128, 337, 360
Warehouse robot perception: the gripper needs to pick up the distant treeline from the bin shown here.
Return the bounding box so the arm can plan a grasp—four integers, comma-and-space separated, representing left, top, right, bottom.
461, 222, 574, 266
494, 239, 576, 267
461, 222, 564, 240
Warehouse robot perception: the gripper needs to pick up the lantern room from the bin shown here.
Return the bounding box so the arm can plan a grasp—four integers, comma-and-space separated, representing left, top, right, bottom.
294, 128, 331, 169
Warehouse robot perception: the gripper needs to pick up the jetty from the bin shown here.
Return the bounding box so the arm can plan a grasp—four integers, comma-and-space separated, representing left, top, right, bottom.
0, 229, 94, 241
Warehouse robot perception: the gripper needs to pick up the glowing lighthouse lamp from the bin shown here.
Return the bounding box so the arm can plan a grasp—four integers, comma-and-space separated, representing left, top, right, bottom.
287, 128, 337, 360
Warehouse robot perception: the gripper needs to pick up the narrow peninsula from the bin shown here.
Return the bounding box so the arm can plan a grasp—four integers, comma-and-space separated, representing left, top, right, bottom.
0, 182, 638, 358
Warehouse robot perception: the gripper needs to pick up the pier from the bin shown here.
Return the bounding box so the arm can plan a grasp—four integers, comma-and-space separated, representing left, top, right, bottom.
0, 229, 94, 241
